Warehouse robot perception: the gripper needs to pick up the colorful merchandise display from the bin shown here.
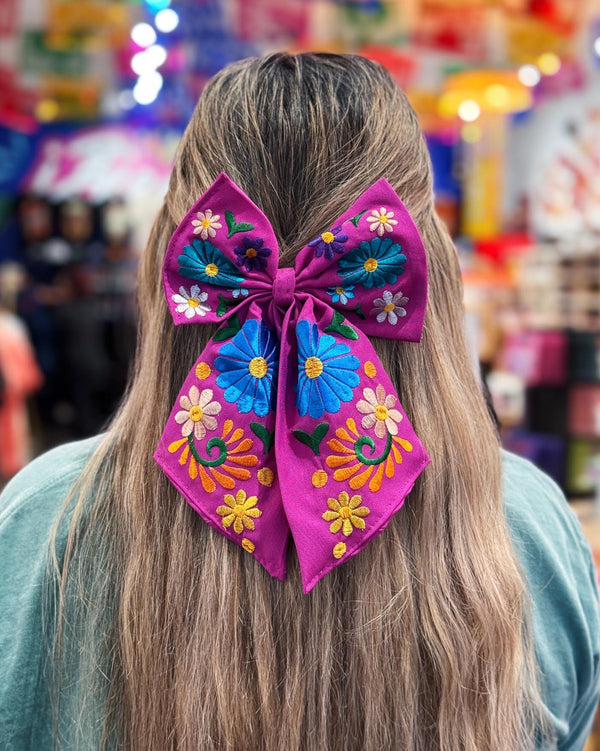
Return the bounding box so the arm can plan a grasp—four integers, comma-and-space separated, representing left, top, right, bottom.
1, 1, 600, 494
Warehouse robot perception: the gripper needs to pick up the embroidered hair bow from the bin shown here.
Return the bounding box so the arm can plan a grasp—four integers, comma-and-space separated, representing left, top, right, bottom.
154, 173, 430, 592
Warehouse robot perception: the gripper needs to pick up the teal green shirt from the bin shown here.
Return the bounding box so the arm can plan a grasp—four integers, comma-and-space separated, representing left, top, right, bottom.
1, 438, 599, 749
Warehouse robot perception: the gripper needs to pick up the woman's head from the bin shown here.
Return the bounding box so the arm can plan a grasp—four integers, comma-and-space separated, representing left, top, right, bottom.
53, 53, 544, 750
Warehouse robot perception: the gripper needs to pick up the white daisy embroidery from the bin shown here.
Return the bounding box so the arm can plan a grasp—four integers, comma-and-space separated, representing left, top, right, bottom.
370, 290, 408, 325
175, 386, 222, 441
367, 207, 398, 236
191, 209, 222, 239
172, 285, 211, 318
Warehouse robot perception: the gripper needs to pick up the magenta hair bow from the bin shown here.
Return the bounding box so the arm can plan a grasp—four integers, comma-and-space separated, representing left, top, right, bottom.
154, 173, 430, 592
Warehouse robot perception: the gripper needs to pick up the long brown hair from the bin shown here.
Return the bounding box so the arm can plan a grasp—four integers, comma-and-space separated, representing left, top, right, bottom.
50, 53, 546, 750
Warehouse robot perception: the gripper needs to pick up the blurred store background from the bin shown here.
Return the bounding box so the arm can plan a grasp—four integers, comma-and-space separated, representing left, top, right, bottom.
1, 0, 600, 498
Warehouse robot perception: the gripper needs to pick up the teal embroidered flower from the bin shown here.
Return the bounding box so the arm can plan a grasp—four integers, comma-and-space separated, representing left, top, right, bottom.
214, 319, 279, 417
337, 237, 406, 289
178, 239, 244, 288
296, 320, 359, 419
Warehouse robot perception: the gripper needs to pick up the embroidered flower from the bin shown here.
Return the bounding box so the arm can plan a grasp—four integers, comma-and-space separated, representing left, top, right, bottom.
171, 284, 211, 319
232, 287, 249, 298
337, 237, 406, 289
356, 384, 403, 438
191, 209, 222, 240
234, 236, 272, 273
167, 419, 259, 492
295, 320, 360, 419
367, 207, 398, 236
216, 488, 262, 534
174, 386, 221, 440
326, 417, 413, 492
214, 319, 279, 417
326, 285, 355, 305
178, 240, 244, 288
308, 225, 348, 259
370, 290, 408, 325
322, 491, 370, 536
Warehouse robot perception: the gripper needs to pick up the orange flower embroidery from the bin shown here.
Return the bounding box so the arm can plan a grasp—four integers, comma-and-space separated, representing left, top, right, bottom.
168, 419, 258, 492
325, 417, 413, 492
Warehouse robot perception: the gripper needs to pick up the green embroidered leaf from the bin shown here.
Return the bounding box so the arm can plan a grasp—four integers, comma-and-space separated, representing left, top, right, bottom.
346, 303, 365, 320
324, 310, 359, 340
250, 422, 274, 454
225, 210, 254, 238
349, 209, 368, 228
312, 422, 329, 448
216, 293, 239, 317
212, 313, 242, 342
292, 422, 329, 456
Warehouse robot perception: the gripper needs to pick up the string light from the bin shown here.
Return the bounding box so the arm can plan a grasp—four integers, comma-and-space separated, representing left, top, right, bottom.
155, 8, 179, 33
131, 44, 167, 75
130, 22, 157, 48
457, 99, 480, 122
518, 64, 541, 87
133, 71, 163, 105
537, 52, 561, 76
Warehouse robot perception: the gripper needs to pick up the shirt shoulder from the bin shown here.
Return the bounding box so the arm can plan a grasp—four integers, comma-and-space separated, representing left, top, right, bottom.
0, 435, 103, 750
502, 450, 600, 751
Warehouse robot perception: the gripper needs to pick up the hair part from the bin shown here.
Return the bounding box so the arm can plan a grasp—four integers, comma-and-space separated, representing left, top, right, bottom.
49, 52, 547, 750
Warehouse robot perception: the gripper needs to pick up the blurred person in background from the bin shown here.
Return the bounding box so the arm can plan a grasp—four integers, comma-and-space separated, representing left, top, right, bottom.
0, 265, 43, 480
0, 53, 599, 751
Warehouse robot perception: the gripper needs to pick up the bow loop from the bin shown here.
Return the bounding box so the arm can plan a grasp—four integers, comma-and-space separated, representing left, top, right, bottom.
155, 173, 430, 592
272, 267, 296, 309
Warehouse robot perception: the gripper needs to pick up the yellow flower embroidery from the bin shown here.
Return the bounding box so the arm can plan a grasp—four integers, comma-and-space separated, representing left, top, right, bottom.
325, 417, 413, 492
322, 490, 370, 537
216, 489, 262, 534
168, 419, 258, 492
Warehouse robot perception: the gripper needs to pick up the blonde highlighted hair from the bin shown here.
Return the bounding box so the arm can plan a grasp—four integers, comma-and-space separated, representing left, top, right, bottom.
50, 53, 545, 750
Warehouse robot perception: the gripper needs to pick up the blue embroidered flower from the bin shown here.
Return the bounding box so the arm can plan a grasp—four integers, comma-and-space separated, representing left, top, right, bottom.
337, 237, 406, 289
295, 320, 360, 419
214, 319, 279, 417
234, 236, 272, 273
232, 287, 249, 298
326, 284, 355, 305
178, 240, 244, 288
308, 225, 348, 260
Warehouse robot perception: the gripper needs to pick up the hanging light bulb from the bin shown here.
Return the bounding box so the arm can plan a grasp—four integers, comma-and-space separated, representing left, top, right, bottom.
155, 8, 179, 33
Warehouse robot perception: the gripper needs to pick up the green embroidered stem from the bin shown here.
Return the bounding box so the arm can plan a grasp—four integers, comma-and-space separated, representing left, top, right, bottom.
348, 208, 368, 227
225, 210, 254, 238
324, 310, 359, 340
212, 313, 242, 342
188, 435, 228, 467
216, 293, 239, 317
345, 303, 365, 320
292, 422, 329, 456
354, 431, 393, 466
250, 423, 274, 454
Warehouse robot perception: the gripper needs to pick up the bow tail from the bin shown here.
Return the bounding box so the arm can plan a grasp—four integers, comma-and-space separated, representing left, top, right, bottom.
154, 313, 290, 580
275, 300, 430, 593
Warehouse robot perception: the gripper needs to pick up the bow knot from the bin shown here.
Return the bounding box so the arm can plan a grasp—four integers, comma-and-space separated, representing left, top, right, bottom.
273, 266, 295, 308
155, 173, 430, 593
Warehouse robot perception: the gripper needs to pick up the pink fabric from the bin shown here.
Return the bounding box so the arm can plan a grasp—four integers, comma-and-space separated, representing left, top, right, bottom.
154, 173, 430, 592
